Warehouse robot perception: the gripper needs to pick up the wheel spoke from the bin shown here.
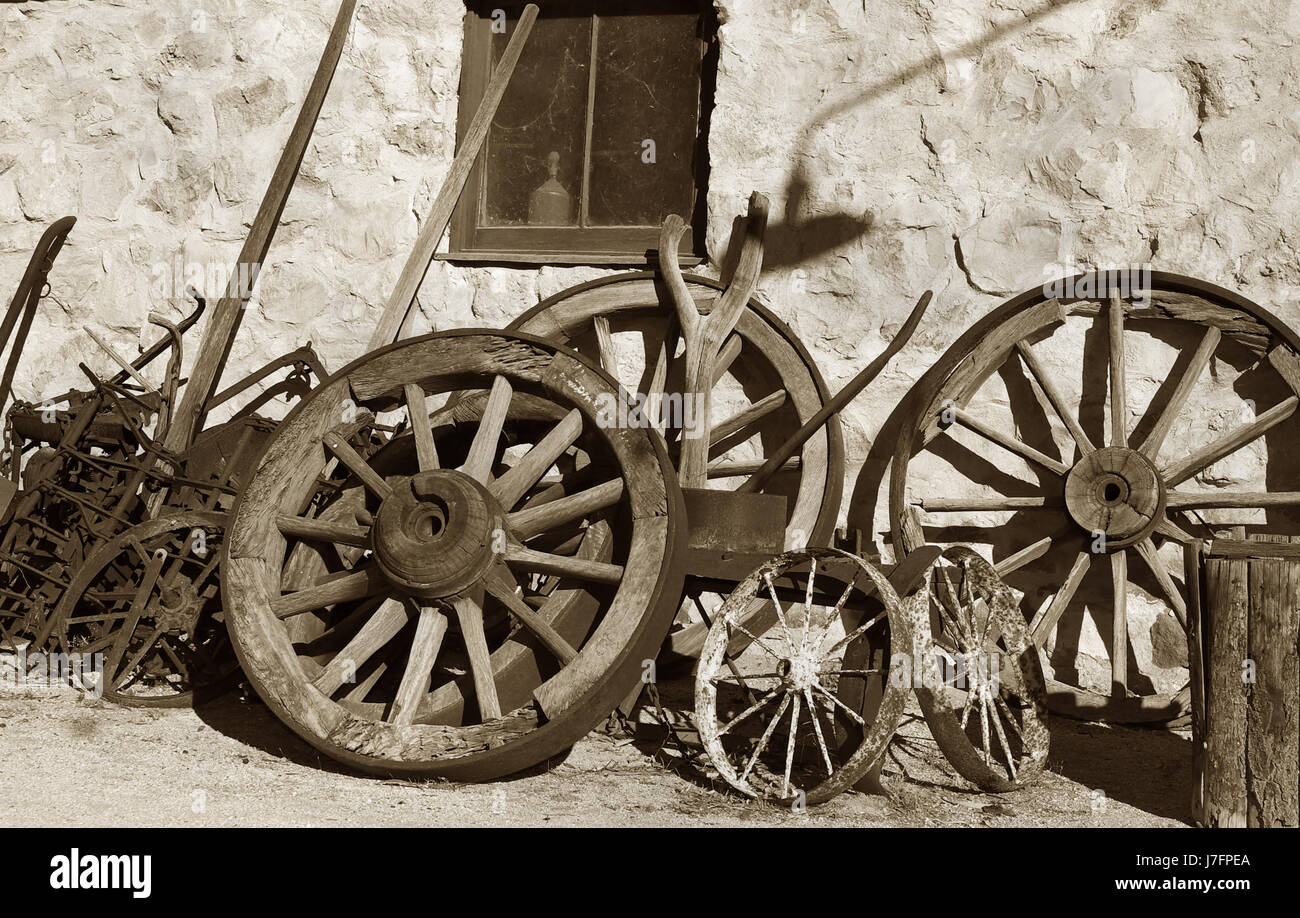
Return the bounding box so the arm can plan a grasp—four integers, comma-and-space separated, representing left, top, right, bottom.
712, 334, 742, 386
105, 549, 166, 680
782, 690, 801, 798
453, 591, 501, 720
322, 430, 392, 500
1161, 396, 1298, 486
276, 514, 370, 548
1028, 550, 1091, 645
708, 456, 800, 478
387, 603, 448, 724
404, 382, 440, 472
1167, 490, 1300, 508
987, 694, 1018, 782
740, 692, 791, 783
1016, 339, 1095, 455
919, 495, 1063, 511
271, 564, 386, 620
977, 686, 992, 766
312, 597, 409, 696
1108, 296, 1127, 448
1132, 537, 1187, 627
503, 543, 623, 585
948, 407, 1070, 476
484, 571, 579, 664
708, 390, 787, 458
1110, 549, 1128, 697
646, 323, 677, 434
716, 687, 780, 737
592, 315, 617, 376
803, 686, 835, 776
812, 680, 866, 726
763, 571, 796, 653
1138, 325, 1219, 459
994, 535, 1054, 577
489, 409, 583, 509
506, 478, 623, 541
462, 376, 513, 483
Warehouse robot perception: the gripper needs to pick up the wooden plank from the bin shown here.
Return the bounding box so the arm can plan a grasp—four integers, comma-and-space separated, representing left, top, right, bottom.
366, 5, 539, 351
1207, 538, 1300, 560
1202, 543, 1249, 827
1185, 541, 1207, 822
165, 0, 359, 452
1245, 534, 1300, 826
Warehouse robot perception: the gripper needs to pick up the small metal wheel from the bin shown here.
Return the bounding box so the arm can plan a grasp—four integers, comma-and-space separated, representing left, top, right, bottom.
695, 548, 911, 806
510, 273, 844, 666
910, 546, 1050, 792
224, 330, 685, 781
53, 511, 238, 706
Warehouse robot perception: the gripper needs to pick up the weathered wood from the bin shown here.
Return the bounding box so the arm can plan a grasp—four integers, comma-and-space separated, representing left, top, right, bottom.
1185, 541, 1207, 822
1245, 534, 1300, 826
276, 514, 370, 548
1201, 540, 1249, 827
1162, 396, 1298, 486
1108, 296, 1127, 448
311, 597, 409, 696
952, 406, 1070, 476
388, 604, 448, 725
1029, 550, 1090, 646
453, 590, 502, 721
503, 542, 623, 585
404, 383, 439, 472
1015, 337, 1094, 455
165, 0, 358, 452
365, 5, 538, 351
506, 478, 623, 541
488, 408, 582, 509
662, 193, 769, 488
461, 375, 512, 483
1169, 491, 1300, 509
1207, 537, 1300, 560
1139, 326, 1220, 459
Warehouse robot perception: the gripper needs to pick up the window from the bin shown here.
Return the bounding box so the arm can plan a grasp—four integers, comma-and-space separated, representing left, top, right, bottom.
447, 1, 715, 264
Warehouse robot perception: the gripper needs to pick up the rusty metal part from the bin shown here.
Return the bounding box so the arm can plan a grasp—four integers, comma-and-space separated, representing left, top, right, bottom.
909, 546, 1051, 792
695, 547, 914, 805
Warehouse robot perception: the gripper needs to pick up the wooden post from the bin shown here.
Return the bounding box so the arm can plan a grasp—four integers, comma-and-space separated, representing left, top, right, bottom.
1245, 535, 1300, 827
1197, 533, 1300, 827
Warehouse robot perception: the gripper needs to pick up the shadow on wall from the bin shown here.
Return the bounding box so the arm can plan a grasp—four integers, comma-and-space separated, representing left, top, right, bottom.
727, 0, 1101, 277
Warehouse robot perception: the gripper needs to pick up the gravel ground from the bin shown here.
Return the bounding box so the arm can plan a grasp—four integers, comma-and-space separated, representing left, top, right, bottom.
0, 658, 1191, 828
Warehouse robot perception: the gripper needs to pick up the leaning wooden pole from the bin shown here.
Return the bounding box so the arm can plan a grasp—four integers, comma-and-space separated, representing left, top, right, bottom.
366, 4, 538, 351
164, 0, 359, 454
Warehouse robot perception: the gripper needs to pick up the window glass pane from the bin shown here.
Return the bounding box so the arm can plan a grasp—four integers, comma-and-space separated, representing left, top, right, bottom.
588, 3, 701, 226
483, 8, 592, 227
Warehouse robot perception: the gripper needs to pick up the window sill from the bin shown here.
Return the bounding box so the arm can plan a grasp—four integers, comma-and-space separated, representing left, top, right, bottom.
437, 250, 706, 268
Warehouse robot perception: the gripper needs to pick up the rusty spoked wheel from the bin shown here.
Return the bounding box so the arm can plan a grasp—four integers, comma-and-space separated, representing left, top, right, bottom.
911, 546, 1049, 792
695, 548, 909, 806
224, 331, 685, 781
890, 272, 1300, 722
511, 273, 843, 666
54, 511, 238, 706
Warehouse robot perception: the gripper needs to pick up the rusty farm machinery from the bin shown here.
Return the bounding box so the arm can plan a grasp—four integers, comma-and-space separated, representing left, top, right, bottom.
6, 0, 1300, 808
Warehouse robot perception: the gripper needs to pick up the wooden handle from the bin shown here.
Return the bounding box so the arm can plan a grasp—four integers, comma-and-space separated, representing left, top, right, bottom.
739, 289, 933, 494
366, 3, 539, 351
676, 191, 769, 488
164, 0, 360, 453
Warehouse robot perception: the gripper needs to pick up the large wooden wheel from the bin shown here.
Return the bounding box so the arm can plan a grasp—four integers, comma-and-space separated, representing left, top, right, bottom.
695, 548, 910, 805
511, 273, 843, 664
53, 511, 238, 706
224, 331, 686, 780
887, 272, 1300, 722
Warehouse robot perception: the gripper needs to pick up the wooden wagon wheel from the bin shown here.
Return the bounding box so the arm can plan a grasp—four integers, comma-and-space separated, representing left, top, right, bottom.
53, 511, 238, 706
223, 330, 686, 780
695, 548, 911, 805
888, 271, 1300, 722
910, 546, 1049, 792
511, 272, 844, 664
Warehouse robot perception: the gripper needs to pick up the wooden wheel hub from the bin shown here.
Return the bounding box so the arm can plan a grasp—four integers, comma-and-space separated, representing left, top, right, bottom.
1064, 447, 1165, 549
371, 469, 502, 600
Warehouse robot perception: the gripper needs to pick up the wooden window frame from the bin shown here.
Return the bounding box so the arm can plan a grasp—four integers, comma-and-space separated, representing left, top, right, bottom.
443, 1, 715, 266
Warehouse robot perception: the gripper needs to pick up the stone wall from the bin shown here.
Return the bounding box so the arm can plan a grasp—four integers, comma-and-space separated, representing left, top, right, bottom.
3, 0, 1300, 695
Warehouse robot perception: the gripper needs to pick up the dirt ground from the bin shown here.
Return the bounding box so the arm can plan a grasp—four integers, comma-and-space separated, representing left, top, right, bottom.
0, 660, 1192, 828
